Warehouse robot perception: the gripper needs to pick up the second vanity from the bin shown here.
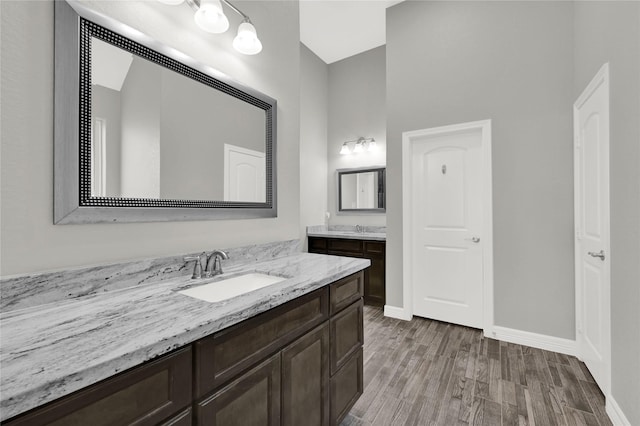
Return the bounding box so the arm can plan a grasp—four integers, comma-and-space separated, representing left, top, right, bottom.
307, 226, 386, 307
0, 251, 369, 426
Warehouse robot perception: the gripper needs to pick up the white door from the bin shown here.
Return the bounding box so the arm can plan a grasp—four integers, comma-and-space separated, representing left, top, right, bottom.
411, 128, 484, 328
574, 63, 610, 394
224, 144, 266, 202
356, 172, 375, 209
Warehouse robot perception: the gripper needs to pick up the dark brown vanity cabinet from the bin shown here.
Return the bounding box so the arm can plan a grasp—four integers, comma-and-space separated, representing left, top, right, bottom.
309, 236, 386, 306
4, 347, 193, 426
4, 272, 364, 426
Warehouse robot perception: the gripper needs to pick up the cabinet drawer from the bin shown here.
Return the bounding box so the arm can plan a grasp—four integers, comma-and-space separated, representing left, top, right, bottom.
329, 271, 364, 315
330, 348, 363, 426
195, 288, 329, 397
363, 241, 385, 255
329, 299, 363, 375
327, 239, 363, 255
308, 237, 328, 253
197, 353, 281, 426
6, 347, 192, 426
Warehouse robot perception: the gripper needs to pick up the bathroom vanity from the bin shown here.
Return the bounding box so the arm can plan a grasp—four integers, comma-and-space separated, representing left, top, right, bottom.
307, 228, 386, 307
0, 253, 369, 426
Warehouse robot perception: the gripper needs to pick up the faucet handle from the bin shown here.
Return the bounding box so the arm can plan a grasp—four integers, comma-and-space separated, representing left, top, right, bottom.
183, 253, 204, 279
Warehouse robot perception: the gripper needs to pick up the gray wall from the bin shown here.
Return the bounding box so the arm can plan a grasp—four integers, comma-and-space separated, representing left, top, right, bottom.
120, 57, 161, 198
1, 0, 300, 276
328, 46, 387, 227
299, 43, 329, 242
160, 67, 264, 200
386, 1, 576, 338
91, 85, 121, 197
574, 2, 640, 423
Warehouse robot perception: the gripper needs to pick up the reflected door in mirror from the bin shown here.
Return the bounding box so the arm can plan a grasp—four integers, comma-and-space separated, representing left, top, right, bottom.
224, 144, 266, 202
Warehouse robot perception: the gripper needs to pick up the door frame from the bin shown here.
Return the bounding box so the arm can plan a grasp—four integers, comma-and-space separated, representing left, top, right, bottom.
573, 62, 611, 396
400, 119, 494, 332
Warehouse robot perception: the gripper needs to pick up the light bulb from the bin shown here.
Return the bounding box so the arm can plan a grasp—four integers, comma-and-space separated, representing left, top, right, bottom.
194, 0, 229, 34
233, 22, 262, 55
367, 139, 377, 152
353, 142, 364, 153
340, 143, 351, 155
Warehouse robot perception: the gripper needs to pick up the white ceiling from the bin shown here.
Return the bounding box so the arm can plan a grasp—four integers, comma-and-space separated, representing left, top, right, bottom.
300, 0, 404, 64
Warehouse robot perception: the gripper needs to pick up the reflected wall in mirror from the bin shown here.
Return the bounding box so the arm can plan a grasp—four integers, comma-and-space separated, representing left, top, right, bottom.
54, 0, 277, 224
90, 38, 265, 202
338, 167, 386, 213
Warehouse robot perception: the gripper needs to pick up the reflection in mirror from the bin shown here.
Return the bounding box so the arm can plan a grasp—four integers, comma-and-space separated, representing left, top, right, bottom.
338, 167, 386, 212
90, 37, 266, 202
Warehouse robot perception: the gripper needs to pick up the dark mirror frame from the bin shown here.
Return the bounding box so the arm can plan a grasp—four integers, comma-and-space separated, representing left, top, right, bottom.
337, 166, 386, 214
54, 0, 277, 224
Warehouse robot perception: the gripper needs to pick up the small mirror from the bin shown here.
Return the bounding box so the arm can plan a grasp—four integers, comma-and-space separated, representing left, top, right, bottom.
338, 167, 386, 213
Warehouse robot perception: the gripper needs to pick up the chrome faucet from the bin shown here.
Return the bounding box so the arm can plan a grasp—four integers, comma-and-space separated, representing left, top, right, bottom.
205, 250, 229, 277
355, 224, 363, 233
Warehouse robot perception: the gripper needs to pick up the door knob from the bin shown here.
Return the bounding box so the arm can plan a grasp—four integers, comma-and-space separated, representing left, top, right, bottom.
465, 237, 480, 243
588, 250, 605, 261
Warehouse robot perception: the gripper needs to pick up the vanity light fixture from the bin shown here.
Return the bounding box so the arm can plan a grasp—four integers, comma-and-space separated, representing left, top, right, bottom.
340, 137, 376, 155
157, 0, 263, 55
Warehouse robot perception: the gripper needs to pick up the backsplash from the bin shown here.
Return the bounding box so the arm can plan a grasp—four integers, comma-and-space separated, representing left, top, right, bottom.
0, 240, 301, 312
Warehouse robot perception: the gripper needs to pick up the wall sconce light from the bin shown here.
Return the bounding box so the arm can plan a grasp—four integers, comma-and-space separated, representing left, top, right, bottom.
340, 137, 376, 155
157, 0, 262, 55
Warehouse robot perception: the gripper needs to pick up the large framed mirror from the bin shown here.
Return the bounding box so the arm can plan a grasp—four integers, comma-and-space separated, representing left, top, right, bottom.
337, 167, 386, 213
54, 1, 277, 224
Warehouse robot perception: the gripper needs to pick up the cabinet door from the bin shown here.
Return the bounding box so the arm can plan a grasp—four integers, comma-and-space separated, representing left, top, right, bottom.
329, 299, 364, 375
197, 353, 281, 426
282, 323, 330, 426
363, 241, 385, 306
6, 348, 192, 426
364, 256, 385, 306
159, 409, 192, 426
330, 348, 363, 426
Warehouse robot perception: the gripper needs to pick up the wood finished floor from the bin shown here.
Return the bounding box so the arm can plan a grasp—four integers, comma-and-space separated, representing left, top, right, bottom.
341, 306, 612, 426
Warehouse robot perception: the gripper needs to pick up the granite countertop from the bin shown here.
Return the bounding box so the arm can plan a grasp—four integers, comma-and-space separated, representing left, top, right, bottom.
307, 230, 386, 241
0, 253, 370, 421
307, 226, 386, 242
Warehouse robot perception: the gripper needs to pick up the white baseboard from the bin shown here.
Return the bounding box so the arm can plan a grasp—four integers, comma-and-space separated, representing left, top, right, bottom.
606, 395, 632, 426
383, 305, 412, 321
487, 326, 577, 357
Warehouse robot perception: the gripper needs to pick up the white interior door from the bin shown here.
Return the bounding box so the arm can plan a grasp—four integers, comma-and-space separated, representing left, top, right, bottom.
411, 128, 484, 328
224, 144, 266, 202
574, 64, 610, 395
356, 172, 375, 209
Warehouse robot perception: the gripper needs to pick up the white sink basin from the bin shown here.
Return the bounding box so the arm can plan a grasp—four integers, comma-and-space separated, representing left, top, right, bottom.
178, 273, 287, 303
